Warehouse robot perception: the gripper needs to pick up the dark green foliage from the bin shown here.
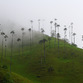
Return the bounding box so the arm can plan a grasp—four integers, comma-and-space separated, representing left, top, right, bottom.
2, 65, 8, 69
0, 68, 14, 83
48, 66, 54, 72
71, 43, 77, 47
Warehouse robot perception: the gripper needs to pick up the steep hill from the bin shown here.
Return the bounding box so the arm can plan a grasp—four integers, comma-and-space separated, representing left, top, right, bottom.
0, 37, 83, 83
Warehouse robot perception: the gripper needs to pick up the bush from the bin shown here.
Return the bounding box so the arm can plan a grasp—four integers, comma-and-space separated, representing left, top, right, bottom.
0, 68, 14, 83
72, 43, 77, 47
2, 65, 8, 69
48, 66, 54, 72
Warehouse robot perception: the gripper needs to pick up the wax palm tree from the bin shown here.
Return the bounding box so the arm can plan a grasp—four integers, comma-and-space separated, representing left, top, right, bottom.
41, 28, 45, 39
10, 30, 15, 73
43, 38, 47, 64
71, 22, 73, 44
30, 20, 33, 45
21, 28, 24, 56
64, 26, 67, 47
39, 39, 43, 65
57, 24, 60, 49
28, 28, 31, 50
38, 19, 40, 32
41, 28, 46, 64
50, 21, 53, 37
4, 35, 8, 57
68, 26, 71, 43
17, 38, 21, 56
82, 35, 83, 48
1, 32, 5, 65
54, 22, 57, 48
73, 33, 76, 44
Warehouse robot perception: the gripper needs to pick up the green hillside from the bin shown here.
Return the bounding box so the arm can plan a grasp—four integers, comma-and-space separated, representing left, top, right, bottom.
0, 37, 83, 83
0, 66, 32, 83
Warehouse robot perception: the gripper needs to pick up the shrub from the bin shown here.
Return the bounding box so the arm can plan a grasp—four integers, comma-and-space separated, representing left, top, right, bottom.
48, 66, 54, 72
2, 65, 8, 69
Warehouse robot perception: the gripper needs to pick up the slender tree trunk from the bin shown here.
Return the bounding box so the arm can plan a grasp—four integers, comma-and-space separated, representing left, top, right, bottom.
44, 41, 46, 64
22, 33, 23, 55
38, 20, 40, 32
30, 31, 31, 50
31, 23, 33, 45
64, 31, 66, 49
1, 38, 3, 65
5, 39, 6, 57
19, 43, 20, 56
58, 27, 59, 49
49, 40, 50, 48
74, 36, 75, 44
51, 24, 52, 37
71, 25, 73, 44
54, 25, 56, 48
41, 44, 42, 65
10, 34, 13, 73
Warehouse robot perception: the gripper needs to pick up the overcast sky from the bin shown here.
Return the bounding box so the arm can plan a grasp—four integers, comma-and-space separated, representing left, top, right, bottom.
0, 0, 83, 48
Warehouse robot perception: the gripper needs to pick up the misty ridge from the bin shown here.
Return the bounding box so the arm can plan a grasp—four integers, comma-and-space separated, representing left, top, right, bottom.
0, 19, 44, 48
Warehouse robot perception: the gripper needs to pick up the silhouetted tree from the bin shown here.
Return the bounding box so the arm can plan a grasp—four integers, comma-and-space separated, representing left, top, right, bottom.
10, 30, 15, 73
50, 21, 53, 37
38, 19, 40, 32
28, 28, 31, 50
51, 30, 55, 37
71, 22, 73, 44
30, 20, 33, 45
41, 28, 47, 64
39, 40, 43, 65
43, 39, 47, 64
64, 26, 67, 47
4, 35, 8, 57
57, 24, 60, 49
41, 28, 44, 39
54, 21, 57, 48
73, 33, 76, 44
1, 32, 5, 64
82, 35, 83, 48
17, 38, 21, 56
68, 26, 71, 43
21, 28, 24, 56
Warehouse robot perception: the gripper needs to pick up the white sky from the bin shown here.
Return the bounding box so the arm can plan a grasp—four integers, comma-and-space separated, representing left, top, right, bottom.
0, 0, 83, 48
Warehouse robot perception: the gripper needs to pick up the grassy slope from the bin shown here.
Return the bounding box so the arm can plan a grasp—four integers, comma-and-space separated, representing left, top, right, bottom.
0, 37, 83, 83
0, 67, 32, 83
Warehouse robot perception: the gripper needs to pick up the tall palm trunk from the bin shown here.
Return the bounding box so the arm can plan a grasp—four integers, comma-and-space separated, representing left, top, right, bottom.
10, 34, 13, 73
22, 33, 23, 56
49, 38, 51, 48
57, 25, 60, 49
74, 35, 75, 44
38, 19, 40, 32
28, 28, 31, 50
71, 23, 73, 44
30, 20, 33, 45
1, 37, 3, 65
5, 39, 7, 57
54, 23, 57, 48
1, 32, 5, 65
17, 38, 21, 56
10, 30, 14, 74
21, 28, 24, 56
43, 40, 46, 64
18, 42, 20, 56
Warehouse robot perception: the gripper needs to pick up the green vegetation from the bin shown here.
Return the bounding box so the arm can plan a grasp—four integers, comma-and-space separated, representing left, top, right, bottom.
0, 37, 83, 83
0, 65, 32, 83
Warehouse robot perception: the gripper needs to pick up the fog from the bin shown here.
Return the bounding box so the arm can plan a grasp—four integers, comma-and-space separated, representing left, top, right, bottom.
0, 0, 83, 48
